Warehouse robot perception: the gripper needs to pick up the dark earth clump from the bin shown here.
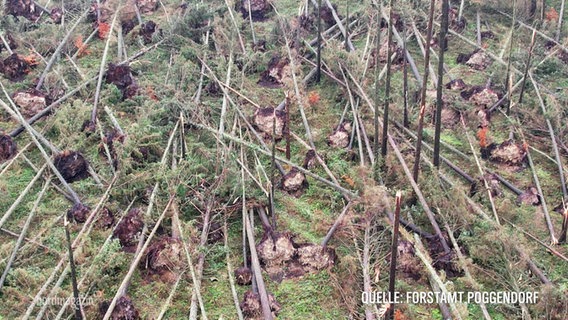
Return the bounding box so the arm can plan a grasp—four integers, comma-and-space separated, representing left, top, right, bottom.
140, 21, 157, 44
105, 63, 139, 100
67, 203, 91, 223
0, 53, 38, 82
96, 206, 115, 229
113, 208, 144, 253
235, 266, 253, 285
0, 134, 18, 163
53, 151, 90, 183
99, 295, 140, 320
239, 0, 273, 22
5, 0, 40, 21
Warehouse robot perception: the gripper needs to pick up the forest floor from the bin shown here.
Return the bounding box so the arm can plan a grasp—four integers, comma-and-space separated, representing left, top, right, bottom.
0, 0, 567, 319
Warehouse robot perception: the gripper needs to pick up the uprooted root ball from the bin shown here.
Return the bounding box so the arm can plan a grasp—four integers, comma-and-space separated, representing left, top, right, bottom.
5, 0, 40, 21
240, 290, 281, 320
252, 107, 286, 139
235, 266, 253, 285
97, 206, 115, 229
258, 55, 290, 88
139, 21, 157, 44
0, 135, 17, 163
239, 0, 273, 22
327, 123, 351, 148
281, 168, 308, 197
99, 295, 140, 320
295, 244, 337, 273
105, 63, 139, 100
141, 236, 184, 283
53, 151, 90, 183
67, 203, 91, 223
482, 140, 527, 169
112, 208, 144, 253
12, 89, 49, 118
0, 53, 38, 81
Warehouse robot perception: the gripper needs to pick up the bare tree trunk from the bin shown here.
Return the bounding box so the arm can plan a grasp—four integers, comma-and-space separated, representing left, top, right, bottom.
316, 0, 322, 82
433, 0, 450, 167
506, 0, 517, 115
557, 0, 566, 41
412, 0, 437, 181
381, 0, 395, 158
402, 24, 409, 128
386, 192, 402, 320
518, 29, 537, 104
374, 6, 382, 180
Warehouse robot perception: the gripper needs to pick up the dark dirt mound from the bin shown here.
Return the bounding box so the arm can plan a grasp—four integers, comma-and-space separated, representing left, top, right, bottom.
235, 266, 253, 285
99, 295, 140, 320
5, 0, 40, 21
0, 135, 18, 163
97, 206, 116, 229
461, 86, 499, 109
105, 63, 139, 100
0, 53, 38, 82
67, 203, 91, 223
53, 151, 90, 183
302, 149, 317, 169
240, 290, 281, 320
139, 21, 157, 44
239, 0, 273, 22
426, 238, 463, 278
113, 208, 144, 253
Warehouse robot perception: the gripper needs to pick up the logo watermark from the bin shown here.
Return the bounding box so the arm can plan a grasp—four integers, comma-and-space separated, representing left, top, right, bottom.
34, 296, 96, 307
362, 291, 539, 305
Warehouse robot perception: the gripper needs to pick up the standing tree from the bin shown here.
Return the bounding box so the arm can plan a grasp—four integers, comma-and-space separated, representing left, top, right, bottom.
412, 0, 437, 181
381, 0, 395, 158
433, 0, 450, 167
316, 0, 322, 83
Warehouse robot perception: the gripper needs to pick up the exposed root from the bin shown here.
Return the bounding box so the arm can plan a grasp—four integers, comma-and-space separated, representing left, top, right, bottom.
53, 151, 90, 183
240, 289, 281, 320
0, 134, 18, 163
99, 295, 140, 320
67, 203, 91, 223
281, 167, 308, 197
112, 208, 144, 253
327, 122, 351, 148
141, 236, 184, 283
